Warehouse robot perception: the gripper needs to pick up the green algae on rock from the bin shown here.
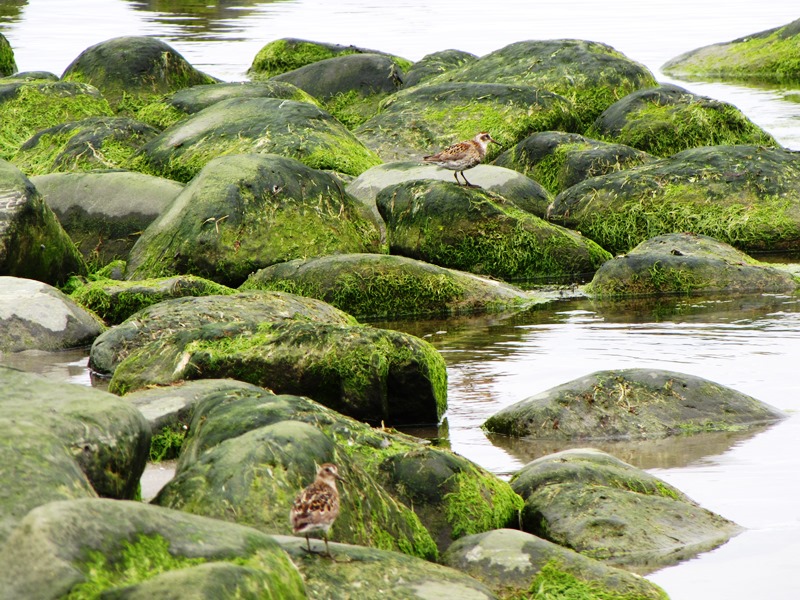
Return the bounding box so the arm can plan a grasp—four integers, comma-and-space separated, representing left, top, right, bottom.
126, 154, 383, 286
484, 368, 785, 440
377, 180, 611, 283
133, 97, 382, 182
587, 233, 798, 297
548, 145, 800, 255
426, 39, 658, 128
355, 81, 580, 162
662, 17, 800, 86
242, 253, 537, 319
0, 32, 17, 77
0, 499, 306, 599
61, 36, 216, 110
0, 160, 87, 285
509, 448, 741, 571
403, 49, 478, 88
492, 131, 657, 196
585, 84, 777, 157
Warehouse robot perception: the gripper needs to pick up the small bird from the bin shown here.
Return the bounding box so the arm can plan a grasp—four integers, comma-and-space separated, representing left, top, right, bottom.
290, 463, 346, 556
422, 132, 500, 187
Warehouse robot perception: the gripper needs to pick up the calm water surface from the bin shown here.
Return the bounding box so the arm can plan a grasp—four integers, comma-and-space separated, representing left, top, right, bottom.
2, 2, 800, 598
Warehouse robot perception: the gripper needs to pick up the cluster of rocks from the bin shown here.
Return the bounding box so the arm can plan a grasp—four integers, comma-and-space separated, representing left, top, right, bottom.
1, 16, 799, 599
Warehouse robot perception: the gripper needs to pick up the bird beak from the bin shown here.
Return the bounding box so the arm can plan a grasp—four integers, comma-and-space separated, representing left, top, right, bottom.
336, 473, 347, 484
489, 136, 501, 147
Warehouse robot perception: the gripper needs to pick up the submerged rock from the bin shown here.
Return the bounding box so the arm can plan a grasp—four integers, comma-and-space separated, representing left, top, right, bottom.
509, 448, 741, 570
0, 277, 103, 352
443, 528, 667, 599
484, 368, 785, 439
0, 160, 86, 285
32, 170, 183, 266
586, 84, 776, 157
492, 130, 657, 196
588, 233, 798, 296
241, 253, 536, 319
0, 499, 305, 599
662, 18, 800, 85
377, 180, 611, 282
135, 98, 381, 182
548, 145, 800, 255
61, 36, 216, 108
126, 154, 382, 286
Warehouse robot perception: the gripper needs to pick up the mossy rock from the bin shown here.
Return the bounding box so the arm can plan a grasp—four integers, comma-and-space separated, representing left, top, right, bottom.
0, 32, 17, 77
0, 276, 104, 352
443, 529, 668, 600
107, 319, 448, 426
156, 381, 519, 561
492, 131, 657, 196
32, 170, 183, 267
61, 36, 216, 110
347, 161, 553, 223
587, 233, 798, 296
136, 80, 321, 130
484, 368, 785, 439
0, 159, 87, 285
154, 419, 438, 560
509, 448, 741, 570
662, 18, 800, 85
377, 180, 611, 283
126, 154, 383, 286
12, 116, 159, 176
134, 97, 381, 182
0, 80, 112, 161
89, 290, 355, 375
71, 274, 235, 325
0, 71, 59, 84
355, 82, 580, 161
0, 366, 150, 501
548, 145, 800, 255
248, 37, 408, 80
426, 39, 658, 127
585, 84, 777, 158
0, 498, 305, 599
272, 534, 495, 599
403, 49, 477, 88
241, 253, 537, 319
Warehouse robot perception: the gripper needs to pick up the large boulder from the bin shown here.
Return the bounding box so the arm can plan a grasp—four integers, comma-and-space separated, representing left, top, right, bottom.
0, 80, 112, 162
662, 18, 800, 85
13, 116, 159, 176
509, 449, 741, 570
61, 36, 216, 108
0, 277, 104, 352
585, 84, 777, 157
377, 180, 611, 282
134, 97, 382, 182
126, 154, 383, 286
492, 131, 657, 196
588, 233, 798, 296
443, 529, 667, 599
0, 32, 16, 76
241, 253, 537, 319
548, 145, 800, 255
0, 160, 86, 285
0, 499, 305, 599
355, 82, 580, 161
484, 368, 785, 439
402, 49, 477, 88
70, 275, 235, 325
32, 170, 183, 266
0, 367, 151, 543
425, 39, 658, 127
89, 290, 355, 375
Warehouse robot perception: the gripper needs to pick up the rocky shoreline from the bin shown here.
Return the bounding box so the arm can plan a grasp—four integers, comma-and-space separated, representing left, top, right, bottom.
2, 18, 800, 599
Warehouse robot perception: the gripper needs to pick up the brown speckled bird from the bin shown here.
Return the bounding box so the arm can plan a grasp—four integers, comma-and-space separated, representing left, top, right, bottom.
422, 132, 500, 187
290, 463, 346, 556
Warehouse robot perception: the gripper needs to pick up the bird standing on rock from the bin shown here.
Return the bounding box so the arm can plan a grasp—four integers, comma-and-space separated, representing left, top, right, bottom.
290, 463, 346, 557
422, 132, 500, 187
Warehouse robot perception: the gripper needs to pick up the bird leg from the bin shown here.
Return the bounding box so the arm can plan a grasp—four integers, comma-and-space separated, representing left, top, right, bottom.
453, 172, 461, 185
324, 534, 331, 557
460, 171, 475, 187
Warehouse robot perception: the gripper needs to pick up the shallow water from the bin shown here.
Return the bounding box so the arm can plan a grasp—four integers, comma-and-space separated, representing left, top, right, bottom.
2, 1, 800, 598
